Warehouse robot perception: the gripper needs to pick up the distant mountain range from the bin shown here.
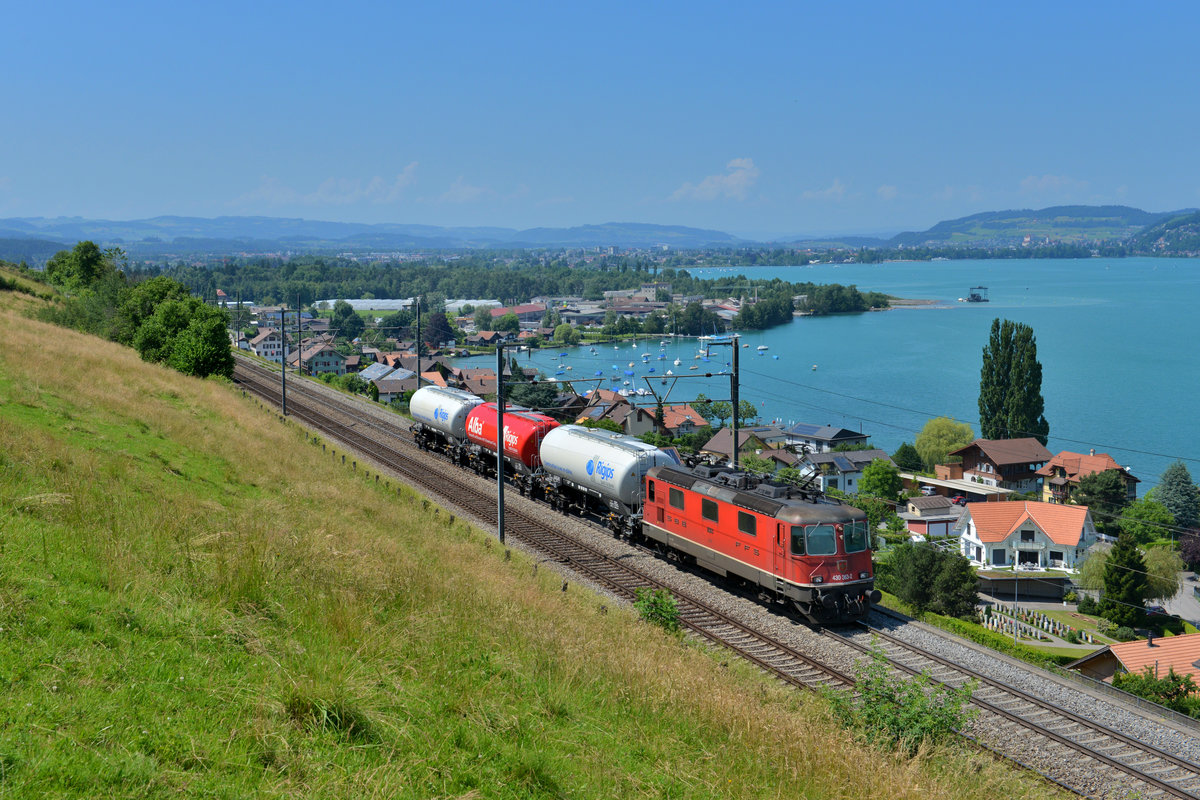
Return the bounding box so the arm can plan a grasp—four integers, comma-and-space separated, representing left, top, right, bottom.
2, 205, 1198, 263
0, 216, 741, 256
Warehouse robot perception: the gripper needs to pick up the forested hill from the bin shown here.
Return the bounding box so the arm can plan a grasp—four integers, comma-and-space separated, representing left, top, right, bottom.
885, 205, 1183, 247
1127, 210, 1200, 255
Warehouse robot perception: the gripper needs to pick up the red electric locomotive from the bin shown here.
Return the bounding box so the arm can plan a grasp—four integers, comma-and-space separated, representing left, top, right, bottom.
642, 463, 879, 624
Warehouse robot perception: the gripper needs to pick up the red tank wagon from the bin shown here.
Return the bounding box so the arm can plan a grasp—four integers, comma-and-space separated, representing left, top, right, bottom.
464, 403, 560, 475
642, 464, 879, 624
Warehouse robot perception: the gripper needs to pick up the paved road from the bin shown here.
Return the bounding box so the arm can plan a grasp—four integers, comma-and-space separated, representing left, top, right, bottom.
1162, 570, 1200, 626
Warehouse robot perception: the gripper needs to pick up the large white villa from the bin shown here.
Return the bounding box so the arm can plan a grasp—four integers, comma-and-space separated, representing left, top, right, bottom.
957, 501, 1104, 570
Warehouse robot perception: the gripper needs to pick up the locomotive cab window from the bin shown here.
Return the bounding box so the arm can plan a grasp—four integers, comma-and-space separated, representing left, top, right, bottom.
701, 498, 719, 522
668, 487, 684, 510
790, 526, 805, 555
737, 511, 756, 536
647, 480, 655, 502
844, 519, 869, 553
806, 524, 837, 555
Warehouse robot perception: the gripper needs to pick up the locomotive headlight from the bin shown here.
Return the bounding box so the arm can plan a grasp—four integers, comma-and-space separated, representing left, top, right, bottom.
859, 571, 869, 579
811, 576, 824, 584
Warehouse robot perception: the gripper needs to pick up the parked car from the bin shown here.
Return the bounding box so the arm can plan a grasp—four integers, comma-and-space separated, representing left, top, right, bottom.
950, 495, 967, 506
1146, 604, 1168, 617
920, 486, 937, 496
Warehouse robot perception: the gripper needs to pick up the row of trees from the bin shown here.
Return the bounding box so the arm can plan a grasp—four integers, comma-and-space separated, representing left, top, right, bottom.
144, 255, 886, 328
40, 242, 234, 379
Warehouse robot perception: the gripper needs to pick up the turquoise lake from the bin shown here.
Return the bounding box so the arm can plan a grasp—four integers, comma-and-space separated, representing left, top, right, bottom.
491, 258, 1199, 490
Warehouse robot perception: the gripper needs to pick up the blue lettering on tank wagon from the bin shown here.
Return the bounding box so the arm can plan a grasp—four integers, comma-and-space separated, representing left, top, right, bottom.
434, 407, 449, 422
586, 457, 616, 482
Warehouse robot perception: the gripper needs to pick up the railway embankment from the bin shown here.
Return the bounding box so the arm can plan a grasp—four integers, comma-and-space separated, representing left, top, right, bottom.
0, 285, 1069, 799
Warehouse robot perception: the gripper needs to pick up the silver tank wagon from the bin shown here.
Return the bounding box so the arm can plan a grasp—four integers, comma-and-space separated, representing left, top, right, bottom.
539, 425, 679, 522
410, 386, 485, 444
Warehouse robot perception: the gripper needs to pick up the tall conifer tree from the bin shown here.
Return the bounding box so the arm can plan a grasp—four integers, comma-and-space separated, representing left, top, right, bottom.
1158, 461, 1199, 529
1099, 533, 1148, 628
978, 318, 1049, 444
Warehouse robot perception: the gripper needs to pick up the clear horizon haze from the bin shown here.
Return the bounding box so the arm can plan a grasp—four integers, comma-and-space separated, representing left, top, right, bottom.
4, 2, 1198, 239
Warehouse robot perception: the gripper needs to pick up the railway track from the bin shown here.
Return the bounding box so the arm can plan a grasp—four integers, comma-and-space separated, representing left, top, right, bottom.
233, 358, 1200, 798
827, 623, 1200, 799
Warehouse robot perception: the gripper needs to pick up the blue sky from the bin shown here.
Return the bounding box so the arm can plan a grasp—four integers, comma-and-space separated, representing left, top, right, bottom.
3, 2, 1198, 238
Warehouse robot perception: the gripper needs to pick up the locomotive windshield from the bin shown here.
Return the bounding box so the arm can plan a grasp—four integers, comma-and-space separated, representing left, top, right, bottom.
805, 524, 837, 555
844, 519, 869, 553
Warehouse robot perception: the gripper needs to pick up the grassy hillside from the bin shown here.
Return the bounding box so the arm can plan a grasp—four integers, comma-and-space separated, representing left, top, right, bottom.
0, 283, 1065, 798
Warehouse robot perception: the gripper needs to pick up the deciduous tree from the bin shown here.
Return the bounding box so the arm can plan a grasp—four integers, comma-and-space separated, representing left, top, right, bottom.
167, 304, 235, 379
1143, 545, 1184, 603
914, 417, 974, 471
493, 312, 521, 333
423, 311, 454, 346
331, 300, 364, 341
45, 241, 120, 292
978, 318, 1049, 444
876, 542, 979, 619
1076, 542, 1111, 591
859, 459, 902, 499
113, 276, 191, 346
1120, 497, 1175, 545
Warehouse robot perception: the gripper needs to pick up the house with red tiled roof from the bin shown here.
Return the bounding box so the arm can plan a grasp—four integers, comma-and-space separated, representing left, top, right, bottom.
660, 404, 711, 438
1066, 632, 1200, 684
957, 501, 1101, 570
574, 392, 656, 436
949, 438, 1052, 494
1037, 450, 1139, 505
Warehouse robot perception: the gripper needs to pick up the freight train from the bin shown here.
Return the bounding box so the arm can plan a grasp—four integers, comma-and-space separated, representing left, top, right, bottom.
409, 385, 878, 623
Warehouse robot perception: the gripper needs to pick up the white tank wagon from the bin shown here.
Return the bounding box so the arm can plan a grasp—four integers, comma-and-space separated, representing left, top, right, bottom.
409, 386, 485, 459
539, 425, 680, 534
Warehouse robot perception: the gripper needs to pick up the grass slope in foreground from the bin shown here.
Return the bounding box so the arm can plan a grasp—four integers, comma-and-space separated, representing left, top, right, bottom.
0, 287, 1066, 798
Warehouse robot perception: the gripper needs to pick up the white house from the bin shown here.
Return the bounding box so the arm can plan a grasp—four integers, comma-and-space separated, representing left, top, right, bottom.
957, 501, 1101, 570
250, 328, 285, 364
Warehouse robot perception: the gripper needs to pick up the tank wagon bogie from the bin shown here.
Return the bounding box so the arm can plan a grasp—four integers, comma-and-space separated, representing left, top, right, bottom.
641, 464, 879, 624
539, 425, 679, 534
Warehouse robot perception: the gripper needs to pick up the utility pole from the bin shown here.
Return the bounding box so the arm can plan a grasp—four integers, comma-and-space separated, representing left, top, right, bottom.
703, 333, 741, 469
280, 306, 287, 416
731, 336, 740, 470
296, 293, 302, 377
415, 295, 422, 389
495, 343, 505, 545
